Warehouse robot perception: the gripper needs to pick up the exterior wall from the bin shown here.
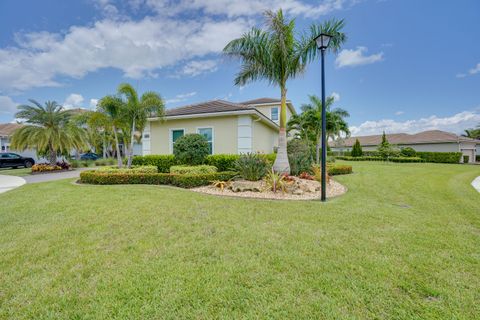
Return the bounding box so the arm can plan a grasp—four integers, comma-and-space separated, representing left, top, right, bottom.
252, 119, 278, 153
148, 116, 239, 155
1, 136, 39, 161
254, 103, 293, 125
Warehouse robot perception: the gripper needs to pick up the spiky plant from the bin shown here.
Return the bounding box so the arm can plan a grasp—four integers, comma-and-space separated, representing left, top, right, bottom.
11, 100, 87, 165
224, 9, 346, 174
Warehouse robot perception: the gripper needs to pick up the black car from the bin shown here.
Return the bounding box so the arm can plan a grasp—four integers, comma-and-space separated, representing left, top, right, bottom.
80, 152, 101, 161
0, 153, 35, 168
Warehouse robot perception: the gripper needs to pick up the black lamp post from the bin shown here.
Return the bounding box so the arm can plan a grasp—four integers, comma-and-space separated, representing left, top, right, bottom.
314, 33, 332, 202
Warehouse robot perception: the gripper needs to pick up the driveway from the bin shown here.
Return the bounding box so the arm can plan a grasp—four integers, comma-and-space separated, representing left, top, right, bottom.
23, 167, 91, 184
0, 175, 26, 194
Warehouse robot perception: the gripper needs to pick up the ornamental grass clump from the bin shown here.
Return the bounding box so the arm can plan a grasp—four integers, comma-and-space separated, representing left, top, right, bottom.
234, 153, 269, 181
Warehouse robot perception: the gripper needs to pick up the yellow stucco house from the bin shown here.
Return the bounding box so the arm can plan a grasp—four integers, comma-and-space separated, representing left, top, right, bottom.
143, 98, 296, 155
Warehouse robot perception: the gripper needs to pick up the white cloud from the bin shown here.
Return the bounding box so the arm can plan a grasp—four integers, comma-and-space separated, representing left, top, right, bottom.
0, 95, 19, 114
89, 98, 99, 109
166, 91, 197, 104
0, 16, 250, 92
350, 110, 480, 136
331, 92, 340, 101
457, 62, 480, 78
395, 111, 404, 116
63, 93, 84, 109
179, 60, 218, 77
335, 47, 384, 68
143, 0, 351, 18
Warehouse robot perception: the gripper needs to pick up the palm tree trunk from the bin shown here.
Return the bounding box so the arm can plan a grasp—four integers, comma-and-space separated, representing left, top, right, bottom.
127, 119, 135, 168
102, 132, 107, 159
49, 145, 56, 165
273, 86, 290, 174
112, 125, 122, 168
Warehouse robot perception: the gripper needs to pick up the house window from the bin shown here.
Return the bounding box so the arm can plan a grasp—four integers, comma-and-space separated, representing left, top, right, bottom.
271, 107, 279, 121
197, 127, 213, 154
171, 129, 184, 153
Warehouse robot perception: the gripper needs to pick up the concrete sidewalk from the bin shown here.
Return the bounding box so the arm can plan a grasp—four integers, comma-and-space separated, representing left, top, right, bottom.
0, 175, 26, 194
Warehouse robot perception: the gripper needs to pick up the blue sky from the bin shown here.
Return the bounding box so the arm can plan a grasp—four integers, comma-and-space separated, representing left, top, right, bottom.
0, 0, 479, 135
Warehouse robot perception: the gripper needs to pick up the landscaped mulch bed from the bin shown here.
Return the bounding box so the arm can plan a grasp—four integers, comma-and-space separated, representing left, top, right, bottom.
191, 179, 347, 200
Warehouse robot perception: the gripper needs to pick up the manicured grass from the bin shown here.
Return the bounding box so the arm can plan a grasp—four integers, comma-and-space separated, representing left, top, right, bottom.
0, 162, 479, 319
0, 167, 31, 176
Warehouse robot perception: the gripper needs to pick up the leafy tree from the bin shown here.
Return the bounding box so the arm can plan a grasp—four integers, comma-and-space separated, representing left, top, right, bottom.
288, 95, 350, 163
462, 125, 480, 140
173, 134, 210, 165
117, 83, 165, 168
224, 9, 346, 173
11, 100, 87, 165
377, 131, 395, 159
351, 139, 363, 157
400, 147, 416, 157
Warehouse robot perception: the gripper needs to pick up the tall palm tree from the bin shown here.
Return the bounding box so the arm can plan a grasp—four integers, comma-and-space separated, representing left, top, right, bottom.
97, 95, 125, 168
11, 100, 87, 165
117, 83, 165, 168
462, 125, 480, 140
224, 9, 346, 173
288, 95, 350, 163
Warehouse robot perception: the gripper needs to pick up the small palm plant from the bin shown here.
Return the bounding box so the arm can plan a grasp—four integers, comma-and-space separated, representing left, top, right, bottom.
264, 168, 288, 193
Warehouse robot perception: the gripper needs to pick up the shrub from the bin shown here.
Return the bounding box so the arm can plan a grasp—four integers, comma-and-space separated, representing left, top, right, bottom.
264, 168, 288, 193
170, 165, 217, 175
287, 139, 313, 176
96, 165, 158, 174
416, 152, 462, 164
299, 172, 314, 180
327, 164, 353, 175
351, 139, 363, 157
205, 154, 239, 171
400, 147, 417, 157
31, 163, 62, 172
56, 161, 71, 170
263, 153, 277, 165
311, 164, 330, 184
132, 155, 178, 173
235, 153, 269, 181
80, 170, 237, 188
173, 133, 209, 165
389, 157, 424, 163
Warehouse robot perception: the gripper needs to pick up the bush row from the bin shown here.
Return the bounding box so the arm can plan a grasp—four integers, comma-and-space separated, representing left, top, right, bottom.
170, 165, 217, 175
336, 156, 425, 163
80, 170, 238, 188
415, 152, 462, 164
96, 165, 158, 174
133, 154, 277, 173
327, 164, 353, 175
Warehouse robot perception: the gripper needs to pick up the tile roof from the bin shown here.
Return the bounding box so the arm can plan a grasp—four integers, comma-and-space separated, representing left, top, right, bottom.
240, 98, 282, 105
165, 100, 253, 117
336, 130, 480, 147
0, 123, 24, 136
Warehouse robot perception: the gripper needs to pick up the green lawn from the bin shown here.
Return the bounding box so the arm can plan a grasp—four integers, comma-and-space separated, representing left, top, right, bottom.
0, 162, 479, 319
0, 167, 31, 176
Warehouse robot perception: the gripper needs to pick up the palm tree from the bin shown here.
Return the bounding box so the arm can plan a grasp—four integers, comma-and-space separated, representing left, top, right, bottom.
97, 95, 126, 168
11, 100, 87, 165
117, 83, 165, 168
224, 9, 346, 173
462, 125, 480, 140
288, 95, 350, 163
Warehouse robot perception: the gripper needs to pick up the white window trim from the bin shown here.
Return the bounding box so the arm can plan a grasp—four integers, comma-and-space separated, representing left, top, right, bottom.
271, 106, 279, 121
169, 128, 185, 154
196, 126, 215, 155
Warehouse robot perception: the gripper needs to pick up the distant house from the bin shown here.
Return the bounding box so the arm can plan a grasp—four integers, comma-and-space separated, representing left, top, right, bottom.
0, 123, 39, 160
331, 130, 480, 163
144, 98, 295, 155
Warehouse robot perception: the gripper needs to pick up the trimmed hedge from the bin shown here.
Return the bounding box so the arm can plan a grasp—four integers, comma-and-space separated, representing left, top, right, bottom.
416, 152, 462, 164
170, 165, 217, 175
327, 164, 353, 175
336, 156, 425, 163
96, 165, 158, 174
80, 170, 237, 188
205, 154, 239, 171
132, 155, 178, 173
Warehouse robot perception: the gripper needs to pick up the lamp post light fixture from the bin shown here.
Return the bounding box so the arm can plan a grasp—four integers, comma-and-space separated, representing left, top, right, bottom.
314, 33, 332, 202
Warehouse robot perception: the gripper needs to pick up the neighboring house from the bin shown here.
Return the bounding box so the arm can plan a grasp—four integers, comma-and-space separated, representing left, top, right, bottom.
0, 123, 39, 160
144, 98, 295, 155
331, 130, 480, 163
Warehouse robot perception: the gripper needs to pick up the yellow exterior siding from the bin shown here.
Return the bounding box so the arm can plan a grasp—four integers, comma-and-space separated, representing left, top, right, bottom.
149, 116, 239, 154
252, 119, 278, 153
148, 115, 279, 155
253, 104, 293, 124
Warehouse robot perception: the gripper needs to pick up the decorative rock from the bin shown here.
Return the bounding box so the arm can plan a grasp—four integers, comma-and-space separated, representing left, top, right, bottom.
230, 180, 261, 192
292, 189, 304, 195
